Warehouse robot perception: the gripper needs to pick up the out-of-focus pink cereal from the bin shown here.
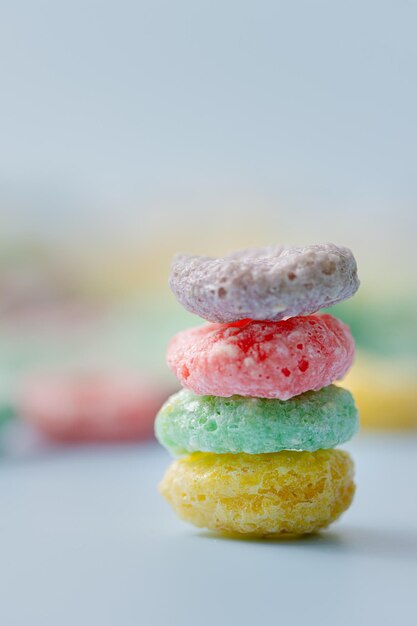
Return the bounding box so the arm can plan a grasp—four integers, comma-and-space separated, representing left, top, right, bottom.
167, 314, 354, 400
18, 372, 170, 442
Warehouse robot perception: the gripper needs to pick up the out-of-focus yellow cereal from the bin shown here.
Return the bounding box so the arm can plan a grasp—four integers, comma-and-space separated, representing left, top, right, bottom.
160, 450, 355, 537
341, 352, 417, 430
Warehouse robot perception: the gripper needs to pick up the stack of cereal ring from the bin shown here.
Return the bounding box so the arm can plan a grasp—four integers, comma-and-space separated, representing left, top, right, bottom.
156, 244, 360, 537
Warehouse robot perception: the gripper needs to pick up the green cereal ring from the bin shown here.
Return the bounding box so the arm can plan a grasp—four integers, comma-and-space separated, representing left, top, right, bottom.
155, 385, 359, 455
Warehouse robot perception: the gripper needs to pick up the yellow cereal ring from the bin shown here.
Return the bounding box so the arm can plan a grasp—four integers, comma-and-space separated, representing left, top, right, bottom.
160, 450, 355, 537
341, 352, 417, 430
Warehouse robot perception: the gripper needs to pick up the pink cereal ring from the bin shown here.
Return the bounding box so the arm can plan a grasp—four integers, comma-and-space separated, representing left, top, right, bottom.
167, 314, 354, 400
18, 371, 169, 442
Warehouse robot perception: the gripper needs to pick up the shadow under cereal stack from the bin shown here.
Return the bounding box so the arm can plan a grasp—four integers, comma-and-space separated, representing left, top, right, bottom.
156, 244, 360, 537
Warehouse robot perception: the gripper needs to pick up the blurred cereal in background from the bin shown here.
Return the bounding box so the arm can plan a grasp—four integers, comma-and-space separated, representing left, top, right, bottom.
18, 370, 172, 442
342, 352, 417, 430
328, 295, 417, 429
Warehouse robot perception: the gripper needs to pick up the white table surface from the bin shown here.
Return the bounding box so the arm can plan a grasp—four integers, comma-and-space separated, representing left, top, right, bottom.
1, 428, 416, 626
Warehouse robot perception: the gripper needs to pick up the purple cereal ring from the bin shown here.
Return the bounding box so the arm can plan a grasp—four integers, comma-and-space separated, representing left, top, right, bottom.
169, 243, 359, 322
